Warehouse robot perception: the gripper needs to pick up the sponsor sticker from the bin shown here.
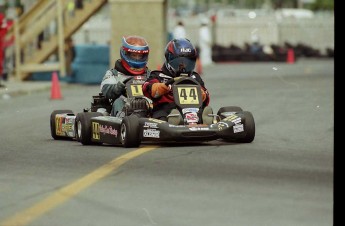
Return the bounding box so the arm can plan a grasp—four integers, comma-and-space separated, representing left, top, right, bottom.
92, 122, 100, 140
217, 122, 229, 131
189, 127, 210, 131
185, 112, 199, 123
55, 115, 64, 136
143, 129, 160, 138
149, 118, 165, 123
99, 125, 118, 137
144, 122, 158, 128
224, 115, 242, 124
233, 124, 244, 133
182, 108, 199, 114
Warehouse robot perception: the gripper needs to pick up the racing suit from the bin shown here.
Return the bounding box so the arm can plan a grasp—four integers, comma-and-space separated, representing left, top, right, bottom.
142, 64, 210, 120
100, 59, 150, 116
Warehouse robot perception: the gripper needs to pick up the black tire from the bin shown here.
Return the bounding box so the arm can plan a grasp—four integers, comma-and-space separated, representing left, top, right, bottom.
120, 114, 141, 148
75, 112, 102, 145
237, 111, 255, 143
217, 106, 243, 119
50, 110, 74, 140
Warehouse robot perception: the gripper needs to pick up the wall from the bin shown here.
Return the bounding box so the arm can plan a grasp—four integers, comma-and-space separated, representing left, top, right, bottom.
108, 0, 167, 70
73, 7, 334, 59
168, 13, 334, 54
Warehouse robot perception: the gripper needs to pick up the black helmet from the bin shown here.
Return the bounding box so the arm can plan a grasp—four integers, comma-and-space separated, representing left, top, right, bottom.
164, 38, 197, 77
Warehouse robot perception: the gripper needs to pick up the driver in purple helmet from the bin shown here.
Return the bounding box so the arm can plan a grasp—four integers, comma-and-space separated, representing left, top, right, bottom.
142, 38, 210, 123
100, 35, 150, 116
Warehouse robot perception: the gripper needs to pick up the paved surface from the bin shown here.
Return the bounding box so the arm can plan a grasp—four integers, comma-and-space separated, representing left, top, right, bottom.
0, 58, 333, 100
0, 76, 66, 99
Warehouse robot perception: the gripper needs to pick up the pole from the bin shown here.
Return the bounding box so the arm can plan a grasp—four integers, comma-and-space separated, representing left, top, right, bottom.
57, 0, 66, 77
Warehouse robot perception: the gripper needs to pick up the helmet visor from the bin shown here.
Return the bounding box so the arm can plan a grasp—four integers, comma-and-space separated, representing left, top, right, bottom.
122, 46, 149, 64
125, 51, 149, 62
168, 57, 196, 75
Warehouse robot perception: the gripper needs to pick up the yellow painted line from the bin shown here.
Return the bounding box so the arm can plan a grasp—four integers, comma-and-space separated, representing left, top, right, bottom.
0, 146, 159, 226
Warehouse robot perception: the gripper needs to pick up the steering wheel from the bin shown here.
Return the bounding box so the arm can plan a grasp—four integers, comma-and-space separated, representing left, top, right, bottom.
165, 76, 183, 86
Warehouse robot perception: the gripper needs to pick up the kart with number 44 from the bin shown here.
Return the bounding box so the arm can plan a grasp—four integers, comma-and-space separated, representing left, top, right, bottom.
50, 75, 255, 147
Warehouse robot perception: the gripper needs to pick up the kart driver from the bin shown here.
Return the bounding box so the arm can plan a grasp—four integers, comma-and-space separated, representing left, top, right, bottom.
142, 38, 210, 123
100, 35, 150, 116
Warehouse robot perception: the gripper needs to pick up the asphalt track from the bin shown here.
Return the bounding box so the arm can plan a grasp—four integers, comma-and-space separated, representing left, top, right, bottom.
0, 59, 334, 226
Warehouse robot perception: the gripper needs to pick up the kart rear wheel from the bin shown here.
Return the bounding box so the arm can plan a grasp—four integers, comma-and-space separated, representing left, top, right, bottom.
217, 106, 243, 119
75, 112, 102, 145
237, 111, 255, 143
50, 110, 74, 140
120, 114, 141, 148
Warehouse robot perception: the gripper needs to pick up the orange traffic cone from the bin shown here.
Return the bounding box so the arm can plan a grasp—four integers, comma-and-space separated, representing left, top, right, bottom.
50, 71, 62, 100
286, 48, 295, 64
196, 58, 203, 75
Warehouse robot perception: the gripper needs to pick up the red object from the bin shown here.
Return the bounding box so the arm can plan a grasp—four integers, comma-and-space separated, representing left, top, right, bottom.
211, 15, 217, 23
50, 72, 62, 100
287, 48, 295, 64
196, 58, 203, 75
0, 13, 14, 78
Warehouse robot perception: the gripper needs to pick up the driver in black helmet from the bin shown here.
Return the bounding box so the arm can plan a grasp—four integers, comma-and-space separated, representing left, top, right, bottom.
142, 38, 210, 122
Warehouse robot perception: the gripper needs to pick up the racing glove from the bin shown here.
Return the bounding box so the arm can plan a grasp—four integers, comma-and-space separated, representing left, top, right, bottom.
151, 83, 169, 98
201, 89, 207, 102
114, 81, 125, 95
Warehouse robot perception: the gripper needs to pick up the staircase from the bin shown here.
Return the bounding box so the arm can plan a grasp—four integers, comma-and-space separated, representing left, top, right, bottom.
6, 0, 107, 80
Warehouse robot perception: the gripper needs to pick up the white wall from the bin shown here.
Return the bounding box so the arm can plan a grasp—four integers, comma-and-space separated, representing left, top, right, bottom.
73, 7, 334, 53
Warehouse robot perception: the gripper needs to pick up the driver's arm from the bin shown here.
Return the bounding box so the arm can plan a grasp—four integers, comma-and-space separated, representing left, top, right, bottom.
100, 70, 126, 100
142, 77, 169, 99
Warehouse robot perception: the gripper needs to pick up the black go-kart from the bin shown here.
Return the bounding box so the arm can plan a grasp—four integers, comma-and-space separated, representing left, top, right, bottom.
50, 75, 255, 147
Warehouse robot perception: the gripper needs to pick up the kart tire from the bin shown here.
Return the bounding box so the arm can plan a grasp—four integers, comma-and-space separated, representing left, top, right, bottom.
237, 111, 255, 143
75, 112, 102, 145
217, 106, 243, 119
202, 106, 214, 125
50, 110, 74, 140
120, 114, 141, 148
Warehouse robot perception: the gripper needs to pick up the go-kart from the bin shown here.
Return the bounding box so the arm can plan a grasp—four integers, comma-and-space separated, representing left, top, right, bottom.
50, 75, 255, 147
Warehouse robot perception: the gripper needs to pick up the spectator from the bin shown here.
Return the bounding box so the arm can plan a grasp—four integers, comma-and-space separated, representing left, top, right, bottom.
37, 32, 44, 49
75, 0, 83, 9
198, 17, 213, 66
249, 34, 263, 55
0, 13, 12, 86
67, 0, 75, 17
173, 21, 186, 39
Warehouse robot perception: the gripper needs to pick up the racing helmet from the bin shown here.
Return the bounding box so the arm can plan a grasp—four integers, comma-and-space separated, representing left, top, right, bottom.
164, 38, 197, 77
120, 35, 149, 75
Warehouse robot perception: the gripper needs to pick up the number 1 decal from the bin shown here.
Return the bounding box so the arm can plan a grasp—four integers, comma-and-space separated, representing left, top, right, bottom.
130, 84, 143, 96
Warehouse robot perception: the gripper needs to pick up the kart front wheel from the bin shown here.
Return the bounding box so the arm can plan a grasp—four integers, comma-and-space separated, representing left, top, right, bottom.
50, 110, 74, 140
237, 111, 255, 143
75, 112, 102, 145
120, 114, 141, 148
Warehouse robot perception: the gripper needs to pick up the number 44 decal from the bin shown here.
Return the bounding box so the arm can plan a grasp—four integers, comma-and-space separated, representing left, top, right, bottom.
177, 87, 199, 104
